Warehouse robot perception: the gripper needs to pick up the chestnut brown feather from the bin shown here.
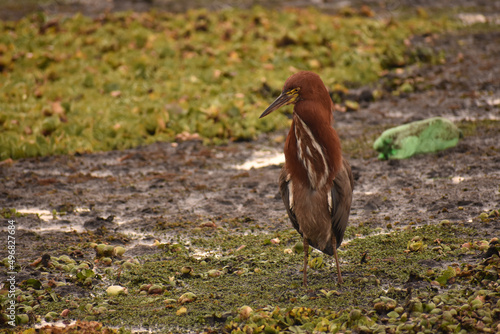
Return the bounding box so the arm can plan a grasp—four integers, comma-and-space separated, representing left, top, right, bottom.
260, 71, 354, 286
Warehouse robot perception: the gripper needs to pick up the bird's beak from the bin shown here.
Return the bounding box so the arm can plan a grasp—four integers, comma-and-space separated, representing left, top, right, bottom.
259, 91, 298, 118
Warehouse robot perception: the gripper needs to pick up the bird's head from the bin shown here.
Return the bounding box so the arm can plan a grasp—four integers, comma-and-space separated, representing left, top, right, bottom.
259, 71, 332, 119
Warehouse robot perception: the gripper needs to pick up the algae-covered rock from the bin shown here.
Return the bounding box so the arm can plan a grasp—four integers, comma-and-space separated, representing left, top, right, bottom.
373, 117, 462, 160
178, 292, 197, 304
106, 285, 127, 296
239, 305, 253, 319
113, 246, 126, 257
176, 306, 187, 316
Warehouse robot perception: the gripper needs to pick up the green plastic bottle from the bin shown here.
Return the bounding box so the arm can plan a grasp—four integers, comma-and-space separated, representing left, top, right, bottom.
373, 117, 463, 160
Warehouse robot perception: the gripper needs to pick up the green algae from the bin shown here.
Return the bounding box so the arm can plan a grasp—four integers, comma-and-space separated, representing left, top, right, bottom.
0, 7, 459, 160
7, 217, 500, 332
458, 119, 500, 140
0, 207, 25, 219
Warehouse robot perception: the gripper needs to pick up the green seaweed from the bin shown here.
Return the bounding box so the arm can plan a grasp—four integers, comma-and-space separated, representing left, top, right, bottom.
8, 218, 499, 332
0, 8, 458, 160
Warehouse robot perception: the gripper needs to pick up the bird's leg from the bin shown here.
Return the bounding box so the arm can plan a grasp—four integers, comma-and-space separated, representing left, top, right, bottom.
303, 238, 309, 287
332, 238, 343, 284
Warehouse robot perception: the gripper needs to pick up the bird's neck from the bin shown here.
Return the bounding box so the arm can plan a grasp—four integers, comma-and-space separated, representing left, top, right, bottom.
285, 111, 343, 190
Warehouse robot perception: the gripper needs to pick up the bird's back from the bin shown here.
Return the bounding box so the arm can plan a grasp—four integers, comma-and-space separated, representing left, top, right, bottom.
279, 158, 353, 255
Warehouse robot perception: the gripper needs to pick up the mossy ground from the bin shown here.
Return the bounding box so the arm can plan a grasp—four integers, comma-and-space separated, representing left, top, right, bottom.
2, 213, 499, 333
0, 6, 457, 160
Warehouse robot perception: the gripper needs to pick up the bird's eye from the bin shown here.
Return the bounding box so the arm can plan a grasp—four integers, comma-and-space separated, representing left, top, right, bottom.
286, 88, 300, 95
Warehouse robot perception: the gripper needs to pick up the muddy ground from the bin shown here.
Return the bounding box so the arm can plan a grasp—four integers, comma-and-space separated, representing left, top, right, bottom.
1, 1, 500, 332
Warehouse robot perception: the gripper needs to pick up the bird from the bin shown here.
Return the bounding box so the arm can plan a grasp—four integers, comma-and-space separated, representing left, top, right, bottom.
259, 71, 354, 286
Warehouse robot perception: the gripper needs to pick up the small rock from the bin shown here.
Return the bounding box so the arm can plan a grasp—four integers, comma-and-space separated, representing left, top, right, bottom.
208, 269, 222, 277
148, 284, 164, 294
58, 255, 75, 264
349, 309, 362, 321
178, 292, 197, 304
176, 306, 187, 316
113, 246, 126, 257
106, 285, 127, 296
181, 266, 193, 275
411, 301, 423, 313
18, 314, 29, 324
95, 244, 107, 257
239, 306, 253, 319
45, 311, 59, 321
293, 242, 304, 254
345, 100, 360, 111
165, 298, 177, 308
387, 311, 400, 318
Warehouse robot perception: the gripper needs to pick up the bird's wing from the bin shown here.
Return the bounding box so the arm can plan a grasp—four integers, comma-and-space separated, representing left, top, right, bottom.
329, 158, 354, 248
279, 167, 301, 235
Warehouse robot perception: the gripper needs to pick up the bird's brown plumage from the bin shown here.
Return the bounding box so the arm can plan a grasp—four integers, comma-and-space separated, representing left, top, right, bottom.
260, 71, 354, 286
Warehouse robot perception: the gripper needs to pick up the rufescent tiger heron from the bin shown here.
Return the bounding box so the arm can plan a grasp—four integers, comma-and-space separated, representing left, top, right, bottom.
260, 71, 354, 286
